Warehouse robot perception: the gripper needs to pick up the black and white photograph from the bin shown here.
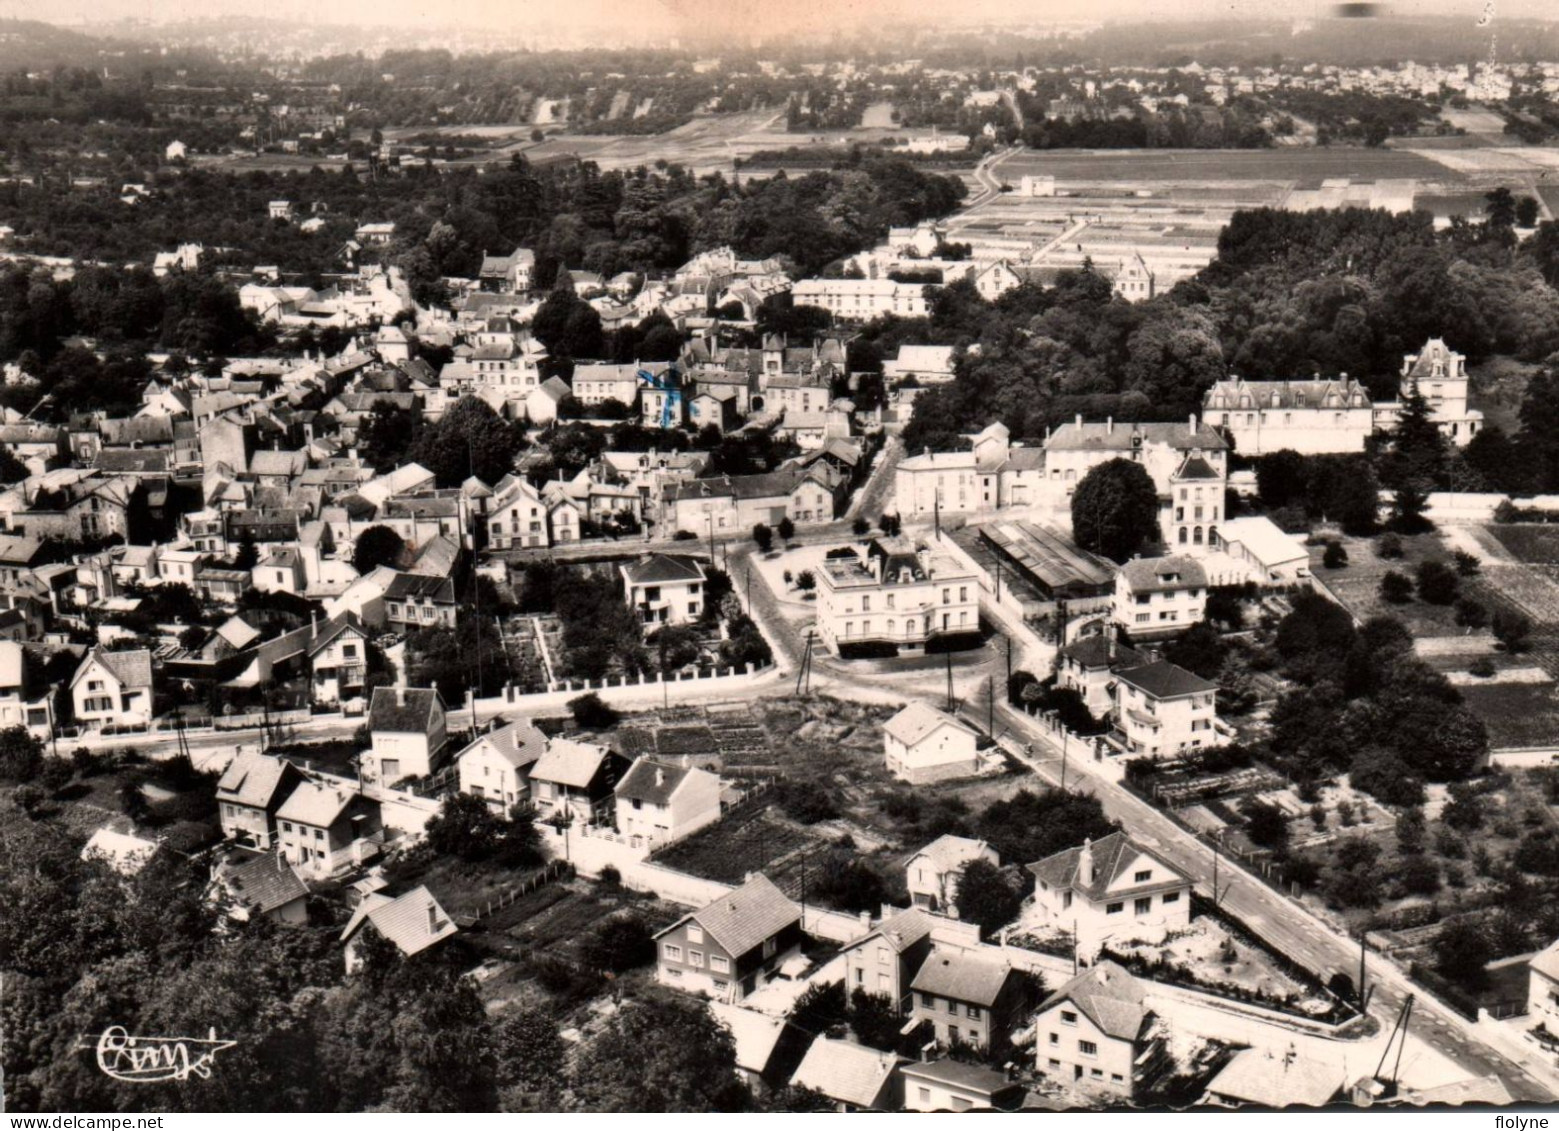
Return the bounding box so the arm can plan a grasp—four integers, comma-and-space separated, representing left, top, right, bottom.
2, 0, 1559, 1116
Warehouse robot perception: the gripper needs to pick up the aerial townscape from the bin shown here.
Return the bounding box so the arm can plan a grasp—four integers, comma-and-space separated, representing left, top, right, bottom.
14, 0, 1559, 1117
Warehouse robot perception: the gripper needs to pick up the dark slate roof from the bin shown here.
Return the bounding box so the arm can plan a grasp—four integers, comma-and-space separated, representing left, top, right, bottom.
615, 759, 696, 805
220, 850, 309, 914
1058, 634, 1145, 670
383, 572, 456, 602
368, 686, 443, 735
1174, 455, 1221, 481
910, 951, 1016, 1007
621, 554, 705, 585
658, 873, 800, 958
1039, 961, 1152, 1042
1112, 659, 1216, 699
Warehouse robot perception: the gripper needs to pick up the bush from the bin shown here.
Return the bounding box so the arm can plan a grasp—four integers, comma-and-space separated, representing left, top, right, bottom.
38, 757, 74, 795
1376, 533, 1404, 559
1493, 608, 1533, 653
1350, 746, 1425, 807
581, 913, 654, 973
1399, 855, 1441, 896
752, 523, 773, 553
775, 779, 839, 823
1453, 550, 1481, 577
1379, 570, 1413, 604
777, 517, 795, 541
1455, 598, 1489, 629
1414, 559, 1460, 605
1468, 656, 1496, 678
598, 865, 622, 890
673, 530, 698, 541
1322, 541, 1348, 569
569, 692, 620, 729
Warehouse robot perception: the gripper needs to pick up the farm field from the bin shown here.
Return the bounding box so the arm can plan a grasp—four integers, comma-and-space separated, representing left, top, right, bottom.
995, 146, 1463, 185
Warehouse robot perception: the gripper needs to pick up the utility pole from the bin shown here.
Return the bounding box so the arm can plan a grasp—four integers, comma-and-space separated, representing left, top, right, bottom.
994, 553, 1002, 601
706, 510, 716, 568
986, 676, 995, 737
1060, 729, 1068, 792
945, 648, 954, 713
1358, 932, 1369, 1011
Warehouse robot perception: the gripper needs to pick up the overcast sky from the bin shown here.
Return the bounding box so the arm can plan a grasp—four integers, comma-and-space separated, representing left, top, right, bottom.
10, 0, 1553, 39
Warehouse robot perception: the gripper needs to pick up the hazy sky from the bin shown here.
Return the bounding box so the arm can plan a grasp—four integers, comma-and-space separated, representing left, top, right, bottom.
9, 0, 1555, 38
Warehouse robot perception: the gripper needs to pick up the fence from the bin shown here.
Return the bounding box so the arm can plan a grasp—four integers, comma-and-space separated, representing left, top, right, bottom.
474, 860, 574, 921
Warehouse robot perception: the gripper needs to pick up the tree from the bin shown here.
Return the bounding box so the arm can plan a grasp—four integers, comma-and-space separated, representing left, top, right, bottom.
852, 516, 870, 536
1071, 458, 1160, 563
1396, 806, 1426, 854
1322, 541, 1348, 569
569, 692, 619, 729
777, 516, 795, 541
1455, 597, 1489, 630
411, 395, 525, 488
580, 913, 654, 973
791, 981, 849, 1036
1443, 782, 1486, 830
751, 522, 773, 553
0, 725, 43, 781
1414, 559, 1460, 605
795, 570, 816, 593
425, 793, 505, 861
1164, 621, 1225, 680
1433, 919, 1492, 990
353, 524, 406, 574
1242, 799, 1289, 850
1493, 607, 1533, 653
234, 536, 259, 570
493, 1008, 564, 1097
1486, 186, 1518, 229
978, 789, 1115, 865
1379, 570, 1413, 604
953, 859, 1024, 940
1517, 195, 1541, 228
1349, 745, 1425, 807
571, 997, 748, 1111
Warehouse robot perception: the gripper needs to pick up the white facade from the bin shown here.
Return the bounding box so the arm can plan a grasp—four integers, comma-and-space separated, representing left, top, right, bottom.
1112, 557, 1208, 642
792, 278, 935, 321
1027, 834, 1192, 960
815, 541, 980, 657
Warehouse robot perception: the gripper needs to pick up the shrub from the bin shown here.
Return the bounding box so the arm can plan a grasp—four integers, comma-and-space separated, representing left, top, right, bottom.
1453, 550, 1481, 577
775, 779, 839, 823
777, 517, 795, 541
1376, 533, 1404, 559
598, 865, 622, 890
1455, 598, 1488, 629
1493, 608, 1533, 653
1379, 570, 1413, 604
1414, 559, 1460, 605
1322, 541, 1348, 569
568, 692, 620, 729
1468, 657, 1496, 678
673, 530, 698, 540
795, 570, 816, 592
38, 757, 74, 794
581, 913, 654, 973
851, 517, 870, 536
752, 523, 773, 553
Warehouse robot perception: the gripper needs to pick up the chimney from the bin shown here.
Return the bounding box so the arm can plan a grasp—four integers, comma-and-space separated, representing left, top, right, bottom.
428, 903, 439, 935
1106, 417, 1113, 434
1078, 837, 1094, 886
654, 765, 665, 787
1074, 413, 1083, 428
1188, 412, 1198, 434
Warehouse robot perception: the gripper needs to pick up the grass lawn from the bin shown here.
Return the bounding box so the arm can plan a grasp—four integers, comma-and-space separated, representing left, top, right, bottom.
1310, 531, 1489, 635
1459, 682, 1559, 749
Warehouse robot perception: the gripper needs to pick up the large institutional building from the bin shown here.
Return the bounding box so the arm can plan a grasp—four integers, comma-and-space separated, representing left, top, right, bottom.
1201, 337, 1482, 455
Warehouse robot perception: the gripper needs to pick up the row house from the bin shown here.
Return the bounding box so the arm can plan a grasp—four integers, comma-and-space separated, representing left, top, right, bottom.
217, 749, 311, 850
894, 423, 1046, 516
382, 572, 458, 633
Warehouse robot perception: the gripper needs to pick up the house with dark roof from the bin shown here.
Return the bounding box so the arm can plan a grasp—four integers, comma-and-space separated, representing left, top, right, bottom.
839, 907, 974, 1015
1025, 832, 1191, 959
209, 849, 310, 925
217, 750, 309, 849
341, 885, 457, 972
1056, 632, 1147, 718
366, 686, 448, 784
70, 647, 154, 727
1112, 555, 1207, 643
909, 950, 1035, 1053
900, 1058, 1027, 1112
382, 571, 457, 632
528, 739, 630, 825
306, 612, 370, 707
620, 554, 706, 627
661, 462, 848, 535
1034, 961, 1168, 1100
655, 873, 804, 1002
456, 719, 548, 811
613, 758, 722, 846
1111, 658, 1221, 758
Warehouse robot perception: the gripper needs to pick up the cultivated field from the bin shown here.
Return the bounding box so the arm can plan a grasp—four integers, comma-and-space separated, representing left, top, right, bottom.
994, 146, 1462, 186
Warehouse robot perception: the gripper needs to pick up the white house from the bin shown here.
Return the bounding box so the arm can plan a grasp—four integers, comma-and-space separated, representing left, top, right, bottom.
815, 538, 979, 657
1214, 516, 1310, 583
1026, 833, 1192, 959
0, 639, 53, 738
1528, 938, 1559, 1040
364, 686, 448, 784
1111, 659, 1221, 758
455, 719, 548, 811
487, 475, 550, 551
613, 758, 723, 846
1034, 961, 1163, 1100
905, 834, 1000, 913
306, 614, 370, 708
882, 701, 980, 784
276, 780, 383, 881
620, 554, 706, 627
341, 885, 457, 972
70, 648, 154, 728
1112, 556, 1207, 643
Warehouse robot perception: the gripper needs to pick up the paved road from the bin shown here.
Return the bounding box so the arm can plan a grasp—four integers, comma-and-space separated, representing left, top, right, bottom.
992, 699, 1555, 1103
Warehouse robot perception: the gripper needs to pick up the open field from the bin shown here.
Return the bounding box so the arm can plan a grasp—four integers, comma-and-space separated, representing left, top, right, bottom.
994, 146, 1463, 185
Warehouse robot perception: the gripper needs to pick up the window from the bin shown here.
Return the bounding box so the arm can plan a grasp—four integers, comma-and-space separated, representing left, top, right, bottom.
687, 925, 704, 944
282, 822, 292, 833
1090, 1068, 1103, 1078
710, 954, 730, 973
1134, 869, 1152, 882
1163, 891, 1181, 904
1049, 1033, 1059, 1046
1135, 897, 1153, 915
689, 951, 704, 968
1106, 902, 1123, 915
878, 947, 890, 966
1079, 1040, 1098, 1057
313, 828, 323, 841
949, 1026, 959, 1044
966, 1005, 982, 1020
663, 944, 682, 961
1111, 1074, 1124, 1083
1061, 1010, 1077, 1025
918, 1088, 931, 1105
921, 993, 937, 1010
763, 936, 777, 959
855, 968, 864, 985
1048, 1059, 1061, 1070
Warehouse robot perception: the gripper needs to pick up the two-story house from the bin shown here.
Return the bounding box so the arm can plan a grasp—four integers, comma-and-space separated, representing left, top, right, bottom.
528, 739, 630, 825
306, 613, 370, 707
364, 686, 448, 784
815, 538, 980, 658
905, 834, 1001, 914
0, 640, 53, 738
1056, 633, 1145, 719
839, 908, 938, 1013
1528, 937, 1559, 1043
455, 719, 548, 811
789, 1039, 906, 1112
1025, 832, 1192, 959
613, 759, 723, 846
620, 554, 706, 627
1034, 961, 1166, 1100
1111, 659, 1221, 758
216, 750, 308, 850
70, 648, 155, 728
883, 701, 981, 784
654, 872, 804, 1001
487, 475, 550, 550
909, 951, 1034, 1053
1112, 556, 1207, 643
276, 780, 383, 880
382, 572, 458, 633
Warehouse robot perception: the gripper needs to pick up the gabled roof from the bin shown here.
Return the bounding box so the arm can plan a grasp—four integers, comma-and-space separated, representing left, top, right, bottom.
911, 834, 998, 873
1207, 1047, 1345, 1108
1118, 555, 1207, 593
615, 759, 713, 806
382, 572, 456, 603
847, 907, 936, 956
529, 738, 614, 789
1026, 831, 1185, 901
1059, 634, 1145, 670
790, 1038, 904, 1108
456, 719, 547, 771
658, 873, 800, 958
882, 702, 975, 748
1039, 960, 1152, 1042
307, 611, 366, 658
72, 647, 153, 692
1530, 937, 1559, 984
275, 779, 358, 828
216, 750, 301, 809
368, 686, 444, 735
217, 850, 309, 915
709, 1002, 802, 1078
910, 951, 1016, 1007
340, 884, 457, 957
81, 827, 160, 875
